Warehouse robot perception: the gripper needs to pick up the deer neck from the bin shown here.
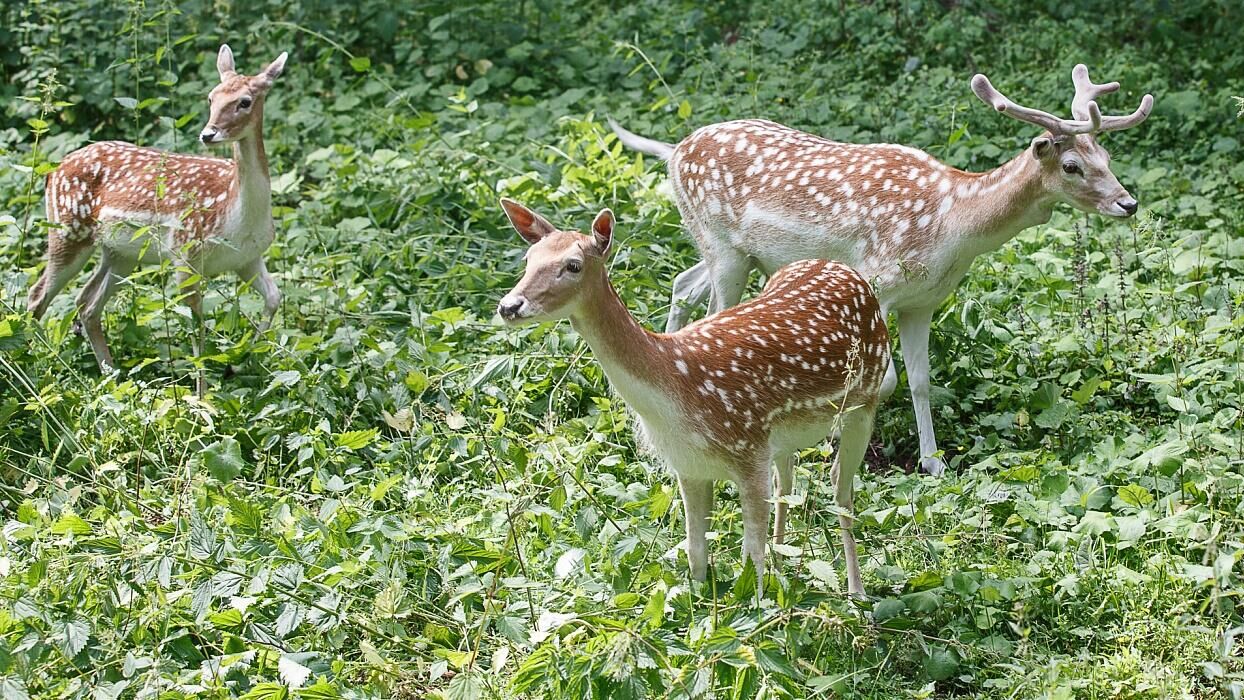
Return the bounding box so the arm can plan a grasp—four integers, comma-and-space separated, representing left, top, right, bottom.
947, 149, 1055, 253
568, 273, 673, 417
230, 108, 271, 218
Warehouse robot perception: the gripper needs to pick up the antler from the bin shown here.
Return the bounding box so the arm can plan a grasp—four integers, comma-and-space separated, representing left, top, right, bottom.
971, 65, 1153, 136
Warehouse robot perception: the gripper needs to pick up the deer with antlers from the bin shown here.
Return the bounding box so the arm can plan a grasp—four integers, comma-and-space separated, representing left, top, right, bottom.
27, 45, 287, 388
610, 65, 1153, 476
497, 198, 890, 597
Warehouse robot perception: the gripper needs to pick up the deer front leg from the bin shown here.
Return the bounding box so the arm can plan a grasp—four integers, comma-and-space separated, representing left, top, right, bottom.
677, 475, 714, 581
239, 257, 281, 331
75, 250, 136, 373
897, 307, 946, 476
665, 261, 712, 333
176, 270, 207, 398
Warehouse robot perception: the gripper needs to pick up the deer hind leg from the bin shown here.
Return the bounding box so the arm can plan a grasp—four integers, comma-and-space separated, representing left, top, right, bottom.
677, 475, 714, 581
29, 233, 95, 321
896, 306, 946, 476
706, 251, 751, 316
75, 249, 136, 372
737, 465, 772, 593
665, 260, 712, 333
239, 257, 281, 331
832, 406, 875, 599
773, 453, 795, 547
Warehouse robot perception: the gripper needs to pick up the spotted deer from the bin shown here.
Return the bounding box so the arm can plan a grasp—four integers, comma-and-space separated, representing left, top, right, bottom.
497, 199, 889, 597
27, 45, 287, 384
610, 65, 1153, 476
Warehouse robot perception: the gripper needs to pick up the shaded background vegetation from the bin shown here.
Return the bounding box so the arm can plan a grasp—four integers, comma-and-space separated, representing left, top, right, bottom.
1, 1, 1243, 698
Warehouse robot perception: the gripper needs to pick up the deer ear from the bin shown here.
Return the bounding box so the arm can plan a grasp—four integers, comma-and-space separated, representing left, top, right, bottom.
501, 198, 557, 245
217, 44, 236, 80
256, 52, 288, 90
591, 209, 614, 256
1030, 135, 1056, 161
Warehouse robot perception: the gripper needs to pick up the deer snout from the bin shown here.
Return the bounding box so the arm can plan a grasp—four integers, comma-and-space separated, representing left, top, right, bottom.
200, 126, 221, 144
497, 295, 527, 321
1117, 197, 1138, 217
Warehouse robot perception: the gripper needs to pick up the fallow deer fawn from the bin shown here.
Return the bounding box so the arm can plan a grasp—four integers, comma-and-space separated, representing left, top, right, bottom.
27, 45, 287, 388
610, 65, 1153, 475
497, 199, 889, 597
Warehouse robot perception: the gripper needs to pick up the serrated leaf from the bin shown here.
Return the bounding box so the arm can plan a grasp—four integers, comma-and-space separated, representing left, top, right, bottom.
240, 682, 288, 700
278, 655, 312, 688
51, 513, 92, 535
335, 429, 377, 450
57, 617, 90, 658
554, 548, 586, 579
805, 560, 840, 591
0, 677, 29, 700
275, 603, 304, 637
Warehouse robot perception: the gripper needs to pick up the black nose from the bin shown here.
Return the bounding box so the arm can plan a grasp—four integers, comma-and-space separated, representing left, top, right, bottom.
498, 299, 524, 319
1119, 199, 1138, 216
200, 133, 212, 144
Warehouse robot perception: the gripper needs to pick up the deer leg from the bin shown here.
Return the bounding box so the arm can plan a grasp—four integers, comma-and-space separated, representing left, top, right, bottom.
737, 468, 772, 593
239, 257, 281, 331
677, 475, 713, 581
176, 270, 207, 398
773, 453, 795, 547
897, 307, 946, 476
75, 250, 136, 372
832, 406, 874, 599
665, 261, 712, 333
28, 236, 95, 321
706, 253, 750, 316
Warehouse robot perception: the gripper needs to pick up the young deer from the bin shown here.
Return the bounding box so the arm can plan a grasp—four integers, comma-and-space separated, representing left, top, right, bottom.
27, 45, 287, 383
610, 65, 1153, 476
497, 199, 889, 597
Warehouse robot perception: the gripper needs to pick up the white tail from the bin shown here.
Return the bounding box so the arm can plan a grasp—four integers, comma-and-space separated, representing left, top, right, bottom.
612, 64, 1154, 476
497, 198, 890, 598
28, 44, 288, 389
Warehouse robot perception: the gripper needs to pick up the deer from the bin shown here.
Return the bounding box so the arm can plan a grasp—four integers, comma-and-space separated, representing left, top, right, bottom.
609, 64, 1153, 476
27, 44, 287, 392
497, 198, 890, 598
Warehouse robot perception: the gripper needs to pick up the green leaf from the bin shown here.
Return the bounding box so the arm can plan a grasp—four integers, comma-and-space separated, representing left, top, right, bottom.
805, 560, 840, 591
923, 645, 959, 680
901, 590, 942, 614
1116, 484, 1154, 507
0, 677, 30, 700
57, 617, 90, 658
335, 429, 377, 450
872, 598, 906, 622
241, 683, 289, 700
202, 437, 245, 482
114, 96, 138, 109
445, 672, 485, 700
349, 56, 371, 72
51, 513, 92, 536
678, 99, 692, 119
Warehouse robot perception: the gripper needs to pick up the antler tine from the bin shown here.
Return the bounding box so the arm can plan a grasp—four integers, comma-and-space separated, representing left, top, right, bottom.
971, 73, 1096, 136
1071, 64, 1120, 121
1097, 93, 1154, 132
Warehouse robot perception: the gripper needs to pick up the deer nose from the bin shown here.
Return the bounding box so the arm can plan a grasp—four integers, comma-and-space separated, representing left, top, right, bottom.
498, 296, 526, 320
1118, 198, 1138, 217
199, 127, 219, 144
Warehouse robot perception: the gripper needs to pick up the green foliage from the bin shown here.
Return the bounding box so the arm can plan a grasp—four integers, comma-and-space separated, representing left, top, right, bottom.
1, 0, 1243, 698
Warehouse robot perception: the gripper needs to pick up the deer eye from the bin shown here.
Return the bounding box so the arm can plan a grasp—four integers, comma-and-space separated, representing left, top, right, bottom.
564, 259, 582, 274
237, 97, 252, 110
1062, 161, 1083, 176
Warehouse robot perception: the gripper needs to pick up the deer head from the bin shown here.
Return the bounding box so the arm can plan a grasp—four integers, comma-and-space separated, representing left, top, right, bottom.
497, 199, 614, 323
972, 64, 1153, 218
200, 44, 287, 145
